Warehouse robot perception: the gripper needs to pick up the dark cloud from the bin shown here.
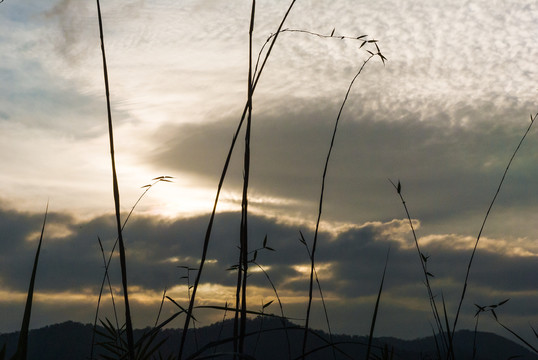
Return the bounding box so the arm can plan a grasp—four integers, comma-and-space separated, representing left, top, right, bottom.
148, 100, 538, 238
1, 203, 536, 338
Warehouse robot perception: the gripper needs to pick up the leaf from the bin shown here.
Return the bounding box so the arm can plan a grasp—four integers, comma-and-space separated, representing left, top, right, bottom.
251, 250, 258, 262
375, 43, 380, 53
166, 296, 195, 320
263, 235, 268, 248
262, 300, 274, 309
498, 298, 510, 306
264, 246, 275, 251
367, 50, 374, 56
491, 309, 498, 321
357, 35, 367, 39
530, 324, 538, 339
13, 204, 48, 360
397, 180, 401, 194
330, 28, 335, 37
379, 54, 386, 66
426, 272, 435, 277
141, 184, 151, 188
368, 39, 378, 43
298, 231, 307, 245
360, 40, 367, 49
421, 253, 428, 263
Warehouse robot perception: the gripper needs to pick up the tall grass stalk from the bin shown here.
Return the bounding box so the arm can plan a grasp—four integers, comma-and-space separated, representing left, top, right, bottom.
95, 0, 134, 358
302, 51, 378, 358
178, 2, 297, 358
10, 203, 48, 360
233, 2, 256, 355
451, 112, 537, 337
389, 179, 448, 355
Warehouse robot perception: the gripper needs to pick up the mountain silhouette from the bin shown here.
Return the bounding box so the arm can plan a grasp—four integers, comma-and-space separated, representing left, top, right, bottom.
1, 317, 537, 359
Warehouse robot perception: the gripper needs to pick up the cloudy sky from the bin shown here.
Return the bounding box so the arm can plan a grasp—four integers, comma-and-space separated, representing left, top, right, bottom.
1, 0, 537, 345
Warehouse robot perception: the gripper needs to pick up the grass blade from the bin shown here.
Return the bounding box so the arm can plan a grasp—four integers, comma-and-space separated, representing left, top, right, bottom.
11, 203, 48, 360
366, 247, 390, 360
95, 0, 135, 358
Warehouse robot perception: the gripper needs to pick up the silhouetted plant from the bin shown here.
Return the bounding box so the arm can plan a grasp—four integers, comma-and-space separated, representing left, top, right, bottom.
10, 204, 48, 360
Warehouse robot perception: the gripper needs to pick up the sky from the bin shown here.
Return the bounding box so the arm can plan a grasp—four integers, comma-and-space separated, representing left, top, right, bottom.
0, 0, 537, 344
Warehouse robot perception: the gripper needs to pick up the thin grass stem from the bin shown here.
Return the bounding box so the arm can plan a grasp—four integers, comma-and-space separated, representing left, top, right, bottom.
92, 176, 167, 353
90, 236, 119, 360
451, 113, 537, 337
252, 261, 291, 359
388, 179, 448, 355
302, 53, 376, 358
299, 231, 336, 360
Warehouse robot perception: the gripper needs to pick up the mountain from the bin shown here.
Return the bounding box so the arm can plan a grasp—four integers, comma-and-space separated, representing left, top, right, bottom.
1, 318, 537, 359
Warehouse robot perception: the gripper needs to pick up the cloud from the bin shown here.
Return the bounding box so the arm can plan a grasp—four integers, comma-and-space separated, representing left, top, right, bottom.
1, 203, 537, 338
147, 101, 538, 238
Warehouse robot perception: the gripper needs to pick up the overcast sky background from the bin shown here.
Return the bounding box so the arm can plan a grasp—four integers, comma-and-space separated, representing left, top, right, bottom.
1, 0, 537, 343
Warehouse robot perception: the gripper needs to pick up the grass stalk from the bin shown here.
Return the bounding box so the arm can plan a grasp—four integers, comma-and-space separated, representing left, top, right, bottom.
299, 231, 337, 360
11, 203, 48, 360
90, 236, 120, 360
366, 248, 390, 360
95, 0, 134, 358
237, 2, 255, 355
252, 261, 291, 359
178, 2, 297, 358
389, 179, 448, 355
234, 1, 256, 355
302, 52, 377, 358
154, 287, 167, 327
451, 113, 537, 337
